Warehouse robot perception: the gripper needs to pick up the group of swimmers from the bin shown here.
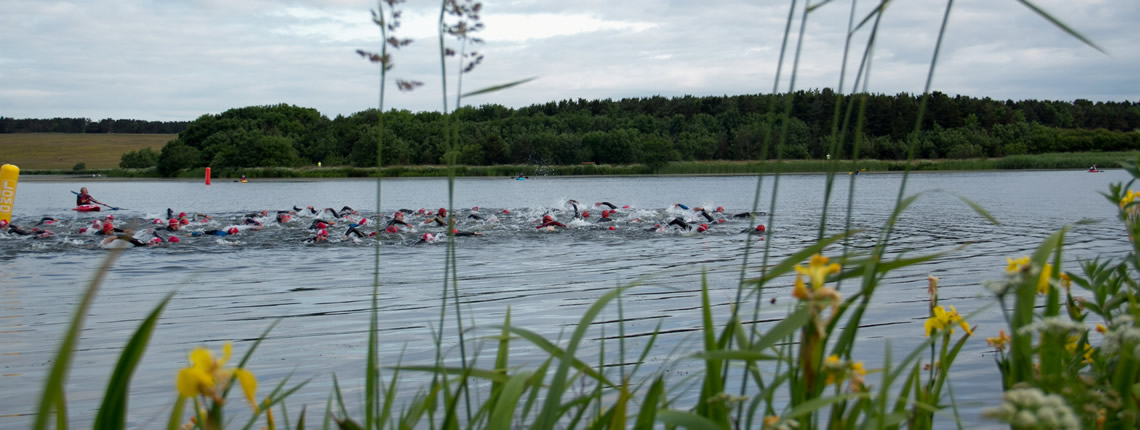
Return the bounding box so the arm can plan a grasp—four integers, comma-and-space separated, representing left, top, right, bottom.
3, 191, 771, 249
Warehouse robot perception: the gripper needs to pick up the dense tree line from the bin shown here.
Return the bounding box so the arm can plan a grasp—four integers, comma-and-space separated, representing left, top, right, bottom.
0, 117, 189, 134
134, 91, 1139, 175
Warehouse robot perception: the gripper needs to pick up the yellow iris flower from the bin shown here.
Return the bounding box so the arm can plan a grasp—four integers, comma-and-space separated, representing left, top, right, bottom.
795, 253, 841, 290
986, 329, 1010, 352
1038, 263, 1053, 295
176, 342, 259, 412
1005, 256, 1030, 274
924, 305, 972, 337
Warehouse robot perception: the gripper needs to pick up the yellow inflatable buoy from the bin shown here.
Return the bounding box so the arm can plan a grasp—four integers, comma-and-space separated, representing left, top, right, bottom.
0, 164, 19, 223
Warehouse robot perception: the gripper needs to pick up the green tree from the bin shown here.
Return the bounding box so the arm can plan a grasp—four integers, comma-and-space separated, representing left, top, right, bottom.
119, 147, 160, 168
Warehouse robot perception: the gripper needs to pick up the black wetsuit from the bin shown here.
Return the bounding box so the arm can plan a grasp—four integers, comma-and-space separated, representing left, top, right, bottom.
598, 202, 617, 209
733, 211, 766, 218
36, 217, 57, 226
243, 218, 262, 226
345, 226, 366, 238
113, 234, 147, 247
453, 231, 480, 237
668, 217, 692, 231
308, 219, 332, 229
385, 219, 411, 228
467, 214, 484, 220
699, 210, 714, 222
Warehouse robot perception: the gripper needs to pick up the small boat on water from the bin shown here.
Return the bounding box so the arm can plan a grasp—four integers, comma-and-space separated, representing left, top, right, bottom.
72, 205, 101, 212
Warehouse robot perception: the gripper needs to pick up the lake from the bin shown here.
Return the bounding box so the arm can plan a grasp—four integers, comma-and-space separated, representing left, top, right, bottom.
0, 170, 1129, 428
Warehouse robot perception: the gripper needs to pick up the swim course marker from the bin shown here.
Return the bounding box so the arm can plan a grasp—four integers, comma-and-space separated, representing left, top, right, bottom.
0, 164, 19, 223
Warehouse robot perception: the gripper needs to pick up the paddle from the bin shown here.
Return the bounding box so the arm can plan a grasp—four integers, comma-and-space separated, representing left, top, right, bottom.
71, 191, 126, 210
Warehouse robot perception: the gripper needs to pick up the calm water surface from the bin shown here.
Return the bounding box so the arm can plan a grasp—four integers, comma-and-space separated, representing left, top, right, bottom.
0, 171, 1129, 428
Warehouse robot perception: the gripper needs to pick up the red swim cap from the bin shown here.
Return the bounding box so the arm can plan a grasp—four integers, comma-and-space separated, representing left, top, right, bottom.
79, 227, 87, 233
180, 219, 189, 225
417, 208, 426, 215
368, 231, 378, 237
105, 214, 114, 220
168, 236, 180, 243
542, 215, 552, 222
169, 218, 179, 225
602, 210, 610, 217
358, 217, 367, 225
502, 209, 510, 214
438, 208, 447, 216
756, 224, 766, 232
153, 219, 162, 224
716, 218, 725, 223
316, 222, 328, 229
472, 206, 479, 211
149, 237, 163, 245
623, 205, 630, 209
0, 219, 8, 228
318, 229, 328, 236
422, 233, 434, 241
716, 206, 724, 212
697, 223, 709, 232
582, 211, 589, 218
44, 219, 53, 225
452, 228, 459, 234
385, 225, 398, 233
608, 226, 616, 230
228, 227, 239, 234
179, 212, 187, 218
102, 222, 114, 231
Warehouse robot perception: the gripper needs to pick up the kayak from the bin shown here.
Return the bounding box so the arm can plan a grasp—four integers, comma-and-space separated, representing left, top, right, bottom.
1089, 169, 1102, 173
73, 205, 101, 212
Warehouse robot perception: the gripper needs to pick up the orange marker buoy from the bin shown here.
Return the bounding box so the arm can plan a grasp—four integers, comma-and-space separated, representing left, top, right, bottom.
205, 167, 211, 185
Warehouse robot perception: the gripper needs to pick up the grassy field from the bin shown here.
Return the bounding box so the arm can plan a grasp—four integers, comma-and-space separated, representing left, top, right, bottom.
0, 133, 174, 170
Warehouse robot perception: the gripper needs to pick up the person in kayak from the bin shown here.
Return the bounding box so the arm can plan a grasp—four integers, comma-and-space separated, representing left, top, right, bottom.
76, 187, 105, 206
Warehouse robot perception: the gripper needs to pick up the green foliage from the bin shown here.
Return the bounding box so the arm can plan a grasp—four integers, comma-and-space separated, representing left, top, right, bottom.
71, 162, 86, 171
119, 147, 159, 168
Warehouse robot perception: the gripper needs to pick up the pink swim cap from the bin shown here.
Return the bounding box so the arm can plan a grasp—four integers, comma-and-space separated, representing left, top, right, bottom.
622, 205, 630, 209
422, 233, 434, 241
602, 210, 610, 217
180, 219, 189, 225
105, 215, 114, 220
228, 227, 239, 234
318, 229, 328, 236
179, 212, 187, 218
472, 206, 479, 211
716, 206, 724, 213
149, 237, 163, 244
168, 236, 180, 243
0, 220, 7, 228
502, 209, 510, 214
385, 225, 398, 233
582, 211, 589, 218
697, 224, 709, 232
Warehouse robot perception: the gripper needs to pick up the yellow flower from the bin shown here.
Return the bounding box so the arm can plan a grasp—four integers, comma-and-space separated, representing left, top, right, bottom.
795, 253, 841, 290
1006, 256, 1030, 274
793, 274, 809, 300
763, 416, 781, 428
175, 342, 259, 412
1060, 272, 1072, 291
986, 329, 1010, 352
1096, 323, 1107, 334
1038, 263, 1053, 295
924, 305, 972, 337
1121, 190, 1138, 209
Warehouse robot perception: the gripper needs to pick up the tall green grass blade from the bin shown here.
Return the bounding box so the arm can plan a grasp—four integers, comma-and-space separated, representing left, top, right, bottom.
94, 291, 173, 429
226, 319, 281, 397
1015, 0, 1106, 54
635, 377, 665, 429
491, 307, 512, 405
655, 410, 728, 429
948, 192, 1001, 225
494, 325, 614, 386
531, 286, 632, 429
787, 394, 863, 420
281, 401, 291, 430
696, 273, 729, 425
520, 358, 552, 423
166, 394, 185, 430
34, 250, 119, 430
753, 307, 812, 352
461, 77, 537, 98
297, 405, 307, 430
323, 392, 333, 430
487, 371, 533, 429
394, 365, 510, 383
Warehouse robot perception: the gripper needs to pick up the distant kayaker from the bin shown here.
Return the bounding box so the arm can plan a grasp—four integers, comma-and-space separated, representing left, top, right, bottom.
76, 187, 104, 206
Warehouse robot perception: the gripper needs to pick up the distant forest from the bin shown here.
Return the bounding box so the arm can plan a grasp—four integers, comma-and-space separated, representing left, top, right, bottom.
9, 90, 1140, 175
0, 117, 190, 134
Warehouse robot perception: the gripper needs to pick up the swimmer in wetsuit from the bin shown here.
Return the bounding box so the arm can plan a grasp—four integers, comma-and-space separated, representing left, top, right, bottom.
596, 210, 613, 223
740, 224, 767, 234
0, 220, 53, 238
536, 215, 566, 229
101, 233, 149, 247
304, 228, 329, 243
36, 217, 58, 226
166, 218, 182, 232
667, 217, 692, 231
385, 212, 411, 228
192, 227, 241, 237
733, 211, 767, 218
595, 202, 617, 210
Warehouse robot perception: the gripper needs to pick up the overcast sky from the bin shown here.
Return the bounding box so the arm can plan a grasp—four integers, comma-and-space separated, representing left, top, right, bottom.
1, 0, 1136, 121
